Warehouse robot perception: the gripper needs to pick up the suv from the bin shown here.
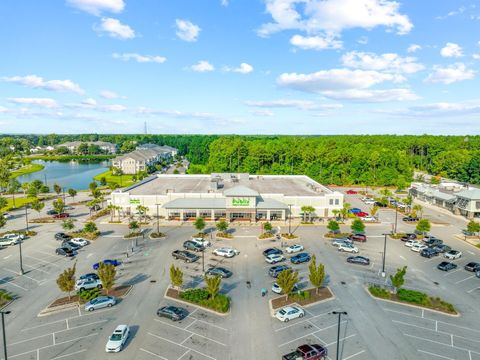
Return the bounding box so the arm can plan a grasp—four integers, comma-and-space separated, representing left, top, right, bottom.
349, 234, 367, 242
464, 262, 480, 272
291, 253, 311, 264
75, 278, 103, 292
269, 265, 291, 278
402, 216, 419, 222
56, 247, 76, 257
374, 201, 387, 207
433, 244, 451, 253
425, 238, 443, 247
55, 233, 71, 241
331, 238, 352, 247
0, 236, 20, 246
420, 248, 439, 258
183, 240, 205, 252
191, 237, 211, 247
172, 250, 199, 263
400, 233, 416, 241
213, 247, 239, 258
283, 344, 327, 360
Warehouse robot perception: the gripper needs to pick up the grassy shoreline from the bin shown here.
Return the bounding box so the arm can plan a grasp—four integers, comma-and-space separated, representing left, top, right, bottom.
10, 163, 45, 178
93, 170, 137, 187
29, 154, 115, 161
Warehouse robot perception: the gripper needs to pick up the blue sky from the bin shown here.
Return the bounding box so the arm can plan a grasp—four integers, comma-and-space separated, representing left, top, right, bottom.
1, 0, 480, 135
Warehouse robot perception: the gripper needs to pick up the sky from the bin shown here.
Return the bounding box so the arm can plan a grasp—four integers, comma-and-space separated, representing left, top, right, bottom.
0, 0, 480, 135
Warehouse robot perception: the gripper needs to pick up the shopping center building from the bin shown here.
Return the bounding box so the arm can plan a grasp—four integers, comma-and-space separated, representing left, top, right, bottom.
110, 173, 344, 222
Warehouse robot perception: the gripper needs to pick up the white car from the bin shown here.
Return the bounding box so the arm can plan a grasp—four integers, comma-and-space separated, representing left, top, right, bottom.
331, 238, 352, 247
405, 240, 421, 248
70, 237, 89, 247
191, 237, 211, 247
2, 213, 13, 219
272, 282, 299, 294
2, 233, 25, 241
265, 254, 286, 264
285, 244, 304, 254
75, 278, 103, 292
0, 237, 20, 246
361, 216, 377, 222
364, 199, 376, 205
411, 244, 427, 252
213, 247, 239, 258
105, 325, 129, 353
444, 250, 462, 260
338, 244, 359, 253
275, 306, 305, 322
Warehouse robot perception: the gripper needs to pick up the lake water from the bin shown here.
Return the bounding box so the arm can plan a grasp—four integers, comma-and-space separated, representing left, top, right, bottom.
17, 160, 110, 190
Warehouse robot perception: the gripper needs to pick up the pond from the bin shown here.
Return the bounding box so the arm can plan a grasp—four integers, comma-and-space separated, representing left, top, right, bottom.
17, 160, 110, 190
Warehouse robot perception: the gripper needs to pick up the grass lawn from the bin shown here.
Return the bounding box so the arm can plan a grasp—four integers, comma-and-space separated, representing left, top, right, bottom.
10, 163, 44, 178
1, 196, 37, 212
93, 170, 137, 187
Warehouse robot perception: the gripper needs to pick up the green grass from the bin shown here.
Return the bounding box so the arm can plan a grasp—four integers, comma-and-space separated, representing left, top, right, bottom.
1, 196, 37, 212
10, 163, 44, 178
180, 288, 230, 313
93, 170, 137, 187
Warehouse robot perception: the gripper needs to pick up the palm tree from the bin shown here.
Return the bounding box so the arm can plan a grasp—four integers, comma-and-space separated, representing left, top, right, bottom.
412, 204, 423, 218
340, 202, 351, 221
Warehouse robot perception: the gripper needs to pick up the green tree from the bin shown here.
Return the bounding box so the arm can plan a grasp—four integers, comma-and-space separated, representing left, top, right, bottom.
390, 266, 407, 294
370, 205, 379, 216
0, 196, 7, 210
263, 221, 273, 233
327, 220, 340, 233
379, 188, 393, 204
193, 217, 206, 233
53, 183, 62, 196
276, 269, 299, 300
0, 289, 12, 302
56, 262, 76, 300
89, 181, 98, 193
301, 205, 315, 222
351, 219, 365, 233
308, 255, 326, 294
340, 202, 351, 220
128, 220, 139, 233
97, 262, 116, 295
68, 188, 77, 202
7, 179, 21, 208
216, 219, 228, 234
53, 198, 65, 214
136, 205, 148, 222
84, 221, 98, 233
467, 220, 480, 234
31, 198, 45, 213
403, 196, 413, 213
169, 264, 183, 290
412, 204, 423, 218
204, 274, 221, 299
0, 215, 6, 229
332, 209, 340, 220
62, 219, 75, 231
416, 219, 431, 235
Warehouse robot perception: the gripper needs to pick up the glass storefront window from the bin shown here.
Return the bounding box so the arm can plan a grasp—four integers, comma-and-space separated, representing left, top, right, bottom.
270, 211, 283, 220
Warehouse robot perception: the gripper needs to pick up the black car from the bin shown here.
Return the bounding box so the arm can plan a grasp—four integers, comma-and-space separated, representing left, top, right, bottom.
425, 238, 443, 247
374, 201, 387, 207
172, 250, 199, 263
437, 261, 457, 271
290, 252, 311, 264
62, 241, 81, 251
433, 244, 451, 253
262, 248, 283, 257
55, 232, 71, 241
420, 248, 439, 258
79, 273, 99, 281
269, 265, 291, 278
183, 240, 205, 252
347, 256, 370, 265
464, 262, 480, 272
205, 267, 233, 278
402, 216, 419, 222
400, 233, 417, 241
157, 306, 188, 321
56, 247, 76, 257
47, 209, 59, 215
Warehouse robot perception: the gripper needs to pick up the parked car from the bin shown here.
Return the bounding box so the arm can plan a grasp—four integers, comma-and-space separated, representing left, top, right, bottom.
348, 208, 362, 214
183, 240, 205, 252
157, 306, 188, 321
55, 232, 71, 241
425, 238, 443, 247
349, 234, 367, 242
437, 261, 458, 272
433, 244, 451, 253
263, 248, 283, 257
346, 190, 357, 195
85, 296, 116, 311
331, 238, 352, 247
105, 325, 129, 353
0, 237, 20, 246
462, 229, 476, 236
3, 212, 13, 219
411, 244, 428, 252
79, 273, 99, 281
64, 205, 74, 210
402, 216, 419, 222
70, 237, 89, 247
444, 250, 462, 260
269, 265, 291, 278
400, 233, 417, 241
465, 262, 480, 272
265, 254, 286, 264
338, 244, 359, 253
191, 237, 211, 247
53, 213, 70, 219
355, 211, 369, 218
213, 247, 239, 258
1, 233, 25, 241
46, 210, 59, 215
275, 306, 305, 322
476, 270, 480, 279
205, 267, 233, 278
172, 250, 199, 263
282, 344, 328, 360
420, 248, 439, 258
361, 216, 377, 222
374, 201, 387, 207
364, 199, 376, 205
75, 278, 103, 292
56, 247, 76, 257
285, 244, 304, 254
291, 252, 311, 264
62, 241, 81, 251
405, 240, 421, 248
272, 282, 299, 295
346, 256, 370, 265
93, 259, 121, 270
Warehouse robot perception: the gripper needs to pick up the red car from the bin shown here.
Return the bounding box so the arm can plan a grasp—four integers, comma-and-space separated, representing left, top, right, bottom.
53, 213, 70, 219
355, 211, 369, 217
349, 234, 367, 242
346, 189, 357, 195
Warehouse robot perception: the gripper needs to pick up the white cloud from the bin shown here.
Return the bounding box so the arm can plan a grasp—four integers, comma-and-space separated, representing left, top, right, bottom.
322, 88, 419, 102
2, 74, 84, 94
81, 98, 97, 106
112, 52, 166, 63
99, 90, 126, 99
66, 0, 125, 16
175, 19, 201, 42
224, 63, 254, 74
245, 99, 316, 110
407, 44, 421, 53
341, 51, 424, 74
425, 63, 475, 84
440, 42, 463, 58
436, 6, 466, 20
251, 109, 274, 117
290, 34, 342, 50
472, 54, 480, 60
385, 101, 480, 117
190, 60, 215, 72
221, 0, 229, 6
100, 104, 127, 112
277, 68, 405, 93
258, 0, 412, 37
357, 36, 368, 45
136, 107, 222, 121
96, 17, 135, 39
7, 97, 58, 108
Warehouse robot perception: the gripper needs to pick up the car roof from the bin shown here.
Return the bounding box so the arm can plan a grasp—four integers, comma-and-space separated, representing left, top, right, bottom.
114, 324, 128, 332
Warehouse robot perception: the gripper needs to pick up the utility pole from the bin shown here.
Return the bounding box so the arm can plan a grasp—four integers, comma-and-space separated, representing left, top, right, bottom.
62, 187, 66, 204
156, 204, 160, 234
202, 248, 205, 273
24, 205, 29, 233
288, 204, 292, 235
382, 233, 387, 277
331, 311, 347, 360
1, 310, 10, 360
394, 203, 398, 234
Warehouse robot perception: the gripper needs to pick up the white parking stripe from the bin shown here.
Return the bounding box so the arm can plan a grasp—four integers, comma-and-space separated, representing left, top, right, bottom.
23, 263, 51, 274
325, 334, 356, 347
343, 350, 366, 360
24, 255, 60, 267
139, 348, 169, 359
148, 332, 216, 360
3, 268, 41, 284
51, 349, 87, 359
443, 269, 461, 276
0, 278, 28, 291
455, 275, 475, 284
154, 319, 226, 346
467, 287, 479, 293
418, 349, 454, 360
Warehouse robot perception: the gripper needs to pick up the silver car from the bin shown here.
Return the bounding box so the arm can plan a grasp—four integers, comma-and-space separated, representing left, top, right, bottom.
85, 296, 117, 311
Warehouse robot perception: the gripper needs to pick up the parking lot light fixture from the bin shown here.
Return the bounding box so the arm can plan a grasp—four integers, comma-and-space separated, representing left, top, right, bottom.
288, 204, 293, 235
1, 310, 11, 360
331, 311, 347, 360
381, 233, 388, 277
156, 204, 160, 234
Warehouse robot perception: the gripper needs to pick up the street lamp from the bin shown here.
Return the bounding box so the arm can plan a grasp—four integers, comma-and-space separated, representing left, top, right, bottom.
156, 204, 160, 234
331, 311, 347, 360
394, 202, 398, 234
1, 310, 11, 360
288, 204, 292, 235
381, 233, 388, 277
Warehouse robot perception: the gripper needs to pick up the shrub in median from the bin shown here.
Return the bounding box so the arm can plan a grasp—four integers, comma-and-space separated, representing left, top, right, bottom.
397, 288, 430, 306
78, 288, 101, 302
368, 286, 390, 299
179, 288, 230, 313
150, 232, 166, 238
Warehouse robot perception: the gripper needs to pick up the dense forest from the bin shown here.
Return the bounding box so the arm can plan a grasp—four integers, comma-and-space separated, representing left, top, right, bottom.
1, 134, 479, 186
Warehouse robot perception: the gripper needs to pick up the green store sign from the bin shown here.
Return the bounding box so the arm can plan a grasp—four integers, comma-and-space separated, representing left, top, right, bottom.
130, 199, 141, 205
232, 198, 250, 207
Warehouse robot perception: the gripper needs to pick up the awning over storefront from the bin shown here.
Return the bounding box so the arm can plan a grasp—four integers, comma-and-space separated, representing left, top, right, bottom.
163, 198, 226, 209
256, 198, 288, 209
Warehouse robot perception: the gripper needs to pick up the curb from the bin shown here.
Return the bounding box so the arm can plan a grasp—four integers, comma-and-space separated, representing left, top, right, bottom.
163, 287, 230, 317
268, 287, 336, 317
38, 302, 79, 317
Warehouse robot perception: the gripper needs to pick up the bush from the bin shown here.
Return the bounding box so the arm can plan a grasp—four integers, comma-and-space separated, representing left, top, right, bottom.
291, 290, 311, 301
78, 288, 101, 302
397, 289, 431, 306
368, 286, 391, 299
150, 232, 166, 238
281, 233, 298, 239
124, 231, 143, 239
258, 233, 274, 239
179, 288, 230, 313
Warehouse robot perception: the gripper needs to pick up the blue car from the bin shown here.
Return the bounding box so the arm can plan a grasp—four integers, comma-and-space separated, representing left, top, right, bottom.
290, 252, 311, 264
348, 208, 362, 214
92, 259, 122, 270
269, 265, 291, 278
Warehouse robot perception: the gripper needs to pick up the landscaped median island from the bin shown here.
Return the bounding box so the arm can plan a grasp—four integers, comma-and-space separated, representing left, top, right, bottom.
0, 289, 14, 308
271, 287, 333, 310
166, 288, 230, 314
149, 232, 166, 239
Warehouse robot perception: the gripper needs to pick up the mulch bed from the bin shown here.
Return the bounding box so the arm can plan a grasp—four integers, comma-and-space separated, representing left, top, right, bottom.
166, 288, 180, 298
48, 285, 132, 308
271, 287, 333, 310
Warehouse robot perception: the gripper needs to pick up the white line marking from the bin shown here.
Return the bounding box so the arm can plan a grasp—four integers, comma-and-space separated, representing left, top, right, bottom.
422, 309, 424, 318
148, 332, 216, 360
467, 251, 475, 256
325, 334, 356, 347
343, 350, 366, 360
180, 333, 194, 345
139, 348, 169, 360
0, 278, 28, 291
403, 333, 480, 355
154, 319, 226, 347
443, 268, 461, 276
418, 350, 454, 360
10, 333, 51, 346
8, 349, 36, 359
177, 349, 191, 360
25, 255, 60, 268
275, 311, 332, 332
399, 255, 406, 260
22, 318, 66, 332
392, 320, 432, 331
467, 287, 479, 293
51, 349, 87, 359
3, 255, 11, 259
455, 275, 474, 284
23, 263, 51, 274
3, 268, 41, 284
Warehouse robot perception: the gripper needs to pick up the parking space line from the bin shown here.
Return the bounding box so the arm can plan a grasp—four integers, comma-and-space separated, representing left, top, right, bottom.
177, 349, 191, 360
188, 317, 227, 332
10, 333, 51, 346
3, 268, 41, 284
0, 277, 28, 291
443, 269, 461, 276
418, 349, 454, 360
325, 334, 356, 347
180, 333, 193, 345
184, 319, 197, 330
51, 349, 87, 359
455, 275, 474, 284
343, 350, 366, 360
25, 255, 60, 267
140, 348, 169, 360
467, 286, 479, 293
23, 263, 51, 274
56, 319, 108, 334
275, 310, 332, 332
392, 319, 432, 331
148, 332, 216, 360
154, 319, 227, 346
9, 349, 36, 359
403, 332, 480, 355
22, 318, 67, 332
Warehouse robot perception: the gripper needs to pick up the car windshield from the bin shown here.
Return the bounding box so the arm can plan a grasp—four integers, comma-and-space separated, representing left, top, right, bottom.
110, 333, 122, 341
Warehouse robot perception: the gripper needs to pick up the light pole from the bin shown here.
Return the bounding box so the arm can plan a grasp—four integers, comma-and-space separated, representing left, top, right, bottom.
331, 311, 347, 360
156, 204, 160, 234
394, 203, 398, 234
201, 248, 205, 273
288, 204, 292, 235
382, 233, 388, 277
1, 310, 10, 360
